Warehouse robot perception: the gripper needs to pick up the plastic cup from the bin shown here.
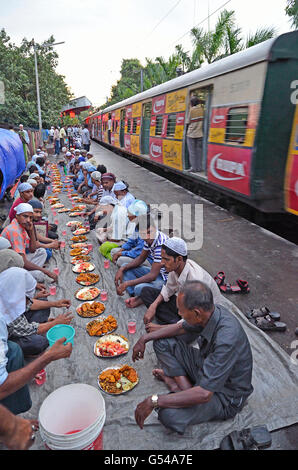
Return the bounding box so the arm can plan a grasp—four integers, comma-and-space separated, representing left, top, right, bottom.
53, 267, 59, 276
62, 230, 67, 236
87, 244, 93, 252
127, 320, 136, 334
60, 240, 66, 248
35, 369, 46, 386
54, 219, 59, 225
104, 260, 110, 269
46, 324, 75, 347
100, 291, 107, 302
49, 285, 56, 296
52, 211, 57, 216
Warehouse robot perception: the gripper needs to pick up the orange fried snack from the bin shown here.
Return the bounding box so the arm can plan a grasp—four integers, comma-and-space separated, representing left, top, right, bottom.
86, 315, 117, 335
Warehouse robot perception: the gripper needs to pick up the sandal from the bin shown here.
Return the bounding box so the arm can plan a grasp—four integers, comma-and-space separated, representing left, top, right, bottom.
214, 271, 226, 287
236, 279, 250, 294
246, 306, 280, 321
219, 279, 250, 294
250, 314, 287, 332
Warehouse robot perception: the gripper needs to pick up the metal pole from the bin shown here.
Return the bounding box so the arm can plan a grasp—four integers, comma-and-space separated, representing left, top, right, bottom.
140, 69, 144, 93
33, 42, 43, 135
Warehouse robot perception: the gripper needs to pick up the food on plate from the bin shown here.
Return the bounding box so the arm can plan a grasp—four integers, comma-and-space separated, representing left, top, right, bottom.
77, 301, 106, 318
69, 212, 82, 217
73, 228, 89, 235
70, 247, 89, 257
94, 334, 129, 357
66, 221, 83, 227
76, 272, 99, 286
86, 315, 117, 335
51, 203, 64, 208
71, 255, 91, 264
71, 242, 88, 248
71, 205, 86, 211
71, 235, 87, 242
75, 287, 100, 301
98, 365, 139, 394
58, 208, 71, 213
72, 262, 95, 273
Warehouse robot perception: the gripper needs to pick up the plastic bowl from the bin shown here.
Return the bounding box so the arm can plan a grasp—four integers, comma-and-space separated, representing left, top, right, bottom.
47, 325, 75, 347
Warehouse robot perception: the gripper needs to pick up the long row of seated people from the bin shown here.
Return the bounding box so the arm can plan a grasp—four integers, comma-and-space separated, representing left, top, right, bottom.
0, 145, 253, 449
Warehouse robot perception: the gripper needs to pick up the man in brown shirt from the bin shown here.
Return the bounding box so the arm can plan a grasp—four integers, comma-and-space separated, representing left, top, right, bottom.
186, 96, 205, 172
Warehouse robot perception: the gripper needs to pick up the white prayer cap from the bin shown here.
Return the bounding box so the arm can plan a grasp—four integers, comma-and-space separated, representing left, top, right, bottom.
18, 182, 33, 193
0, 237, 11, 250
66, 151, 72, 156
114, 181, 127, 191
15, 203, 34, 215
99, 196, 118, 206
27, 179, 38, 187
29, 173, 39, 179
163, 237, 188, 256
91, 171, 102, 181
74, 149, 81, 153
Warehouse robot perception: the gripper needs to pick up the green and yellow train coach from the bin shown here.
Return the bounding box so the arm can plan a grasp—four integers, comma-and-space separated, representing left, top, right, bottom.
86, 31, 298, 215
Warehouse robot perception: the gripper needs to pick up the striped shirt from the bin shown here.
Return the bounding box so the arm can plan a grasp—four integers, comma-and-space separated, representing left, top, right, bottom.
143, 230, 169, 281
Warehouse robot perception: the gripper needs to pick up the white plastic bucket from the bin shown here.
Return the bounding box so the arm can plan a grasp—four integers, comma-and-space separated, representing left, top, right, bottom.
38, 383, 105, 450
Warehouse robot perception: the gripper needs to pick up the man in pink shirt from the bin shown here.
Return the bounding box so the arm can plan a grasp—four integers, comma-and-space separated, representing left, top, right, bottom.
8, 183, 34, 222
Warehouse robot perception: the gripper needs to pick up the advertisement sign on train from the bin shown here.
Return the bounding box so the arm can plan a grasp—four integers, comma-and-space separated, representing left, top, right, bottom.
132, 102, 142, 117
152, 95, 166, 115
207, 144, 252, 196
285, 105, 298, 215
149, 137, 163, 164
131, 135, 140, 155
124, 134, 131, 151
165, 88, 187, 114
163, 140, 183, 171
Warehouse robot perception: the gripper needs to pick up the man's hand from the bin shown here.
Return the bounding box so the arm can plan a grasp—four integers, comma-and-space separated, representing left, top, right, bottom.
46, 337, 72, 361
116, 282, 128, 296
46, 270, 58, 283
132, 337, 146, 362
143, 305, 156, 325
135, 397, 154, 430
114, 267, 124, 286
2, 416, 40, 450
112, 250, 122, 264
53, 311, 73, 325
51, 240, 60, 250
54, 299, 71, 309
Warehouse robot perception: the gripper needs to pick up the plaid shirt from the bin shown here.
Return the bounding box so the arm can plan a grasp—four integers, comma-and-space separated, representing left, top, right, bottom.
1, 218, 30, 254
7, 314, 39, 337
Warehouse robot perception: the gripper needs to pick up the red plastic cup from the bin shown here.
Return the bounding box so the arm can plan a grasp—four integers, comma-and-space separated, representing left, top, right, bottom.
35, 369, 46, 386
53, 267, 59, 276
49, 285, 56, 296
62, 230, 67, 236
128, 320, 136, 334
87, 243, 93, 251
104, 260, 110, 269
60, 240, 66, 248
54, 219, 58, 225
52, 211, 57, 216
100, 291, 107, 302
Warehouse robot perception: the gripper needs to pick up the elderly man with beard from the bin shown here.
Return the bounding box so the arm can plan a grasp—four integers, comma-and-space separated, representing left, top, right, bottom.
1, 204, 58, 283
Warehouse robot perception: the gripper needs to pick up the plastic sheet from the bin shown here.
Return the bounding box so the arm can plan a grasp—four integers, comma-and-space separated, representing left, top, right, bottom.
0, 129, 25, 199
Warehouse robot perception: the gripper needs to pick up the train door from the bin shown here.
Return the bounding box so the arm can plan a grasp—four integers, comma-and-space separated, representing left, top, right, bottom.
120, 109, 126, 147
141, 101, 152, 155
185, 86, 213, 174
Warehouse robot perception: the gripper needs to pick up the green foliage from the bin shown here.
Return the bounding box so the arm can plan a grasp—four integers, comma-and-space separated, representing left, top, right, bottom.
285, 0, 298, 28
0, 29, 73, 128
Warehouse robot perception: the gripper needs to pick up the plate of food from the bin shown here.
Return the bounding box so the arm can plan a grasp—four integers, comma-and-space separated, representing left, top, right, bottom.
71, 235, 87, 243
70, 247, 89, 257
71, 242, 89, 249
86, 315, 117, 335
73, 228, 90, 236
58, 208, 71, 213
98, 365, 139, 395
76, 272, 99, 286
71, 205, 86, 211
72, 262, 95, 273
69, 212, 83, 217
70, 255, 91, 264
94, 334, 129, 358
51, 203, 64, 208
75, 287, 100, 301
66, 221, 82, 227
76, 301, 106, 318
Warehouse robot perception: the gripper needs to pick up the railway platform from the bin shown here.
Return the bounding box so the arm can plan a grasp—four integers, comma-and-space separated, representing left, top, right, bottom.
17, 141, 298, 451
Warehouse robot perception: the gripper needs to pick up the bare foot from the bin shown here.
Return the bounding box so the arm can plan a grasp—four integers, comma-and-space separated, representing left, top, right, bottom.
152, 369, 180, 393
145, 323, 166, 333
125, 297, 143, 308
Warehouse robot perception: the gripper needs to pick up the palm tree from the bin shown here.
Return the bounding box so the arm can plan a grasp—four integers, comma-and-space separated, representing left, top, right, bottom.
245, 27, 277, 48
285, 0, 298, 29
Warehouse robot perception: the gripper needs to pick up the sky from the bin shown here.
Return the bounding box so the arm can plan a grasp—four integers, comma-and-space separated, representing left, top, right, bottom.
1, 0, 293, 107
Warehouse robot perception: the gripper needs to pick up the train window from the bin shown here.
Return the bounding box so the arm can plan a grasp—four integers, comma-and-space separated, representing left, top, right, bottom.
132, 118, 138, 134
166, 114, 176, 137
225, 107, 248, 144
127, 119, 131, 133
155, 115, 163, 136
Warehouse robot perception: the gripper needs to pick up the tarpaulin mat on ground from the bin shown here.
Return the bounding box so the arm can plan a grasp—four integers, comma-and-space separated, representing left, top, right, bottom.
22, 187, 298, 450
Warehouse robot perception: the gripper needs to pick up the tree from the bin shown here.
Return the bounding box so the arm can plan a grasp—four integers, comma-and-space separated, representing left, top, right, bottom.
285, 0, 298, 29
0, 29, 73, 128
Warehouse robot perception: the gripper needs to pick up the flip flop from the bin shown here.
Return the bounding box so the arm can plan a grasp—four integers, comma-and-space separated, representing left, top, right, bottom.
236, 279, 250, 294
248, 306, 280, 321
214, 271, 226, 287
250, 314, 287, 332
219, 283, 241, 294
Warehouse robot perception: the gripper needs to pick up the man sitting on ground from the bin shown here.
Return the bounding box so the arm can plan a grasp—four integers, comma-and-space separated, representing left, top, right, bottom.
1, 203, 57, 283
114, 213, 169, 308
8, 183, 34, 223
133, 281, 254, 434
140, 237, 222, 332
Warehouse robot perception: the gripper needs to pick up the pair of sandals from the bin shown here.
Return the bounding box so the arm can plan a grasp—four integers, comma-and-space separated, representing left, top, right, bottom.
245, 306, 287, 332
214, 271, 250, 294
220, 425, 272, 450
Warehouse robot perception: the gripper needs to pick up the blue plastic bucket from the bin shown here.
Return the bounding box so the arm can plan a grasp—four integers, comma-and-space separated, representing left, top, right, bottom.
47, 325, 75, 346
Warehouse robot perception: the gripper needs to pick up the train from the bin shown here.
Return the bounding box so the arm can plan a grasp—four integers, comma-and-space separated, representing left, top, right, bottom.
86, 31, 298, 216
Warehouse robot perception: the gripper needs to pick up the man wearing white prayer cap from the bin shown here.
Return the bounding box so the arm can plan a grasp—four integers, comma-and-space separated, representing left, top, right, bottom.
8, 183, 34, 222
114, 181, 135, 209
139, 236, 222, 330
1, 203, 58, 283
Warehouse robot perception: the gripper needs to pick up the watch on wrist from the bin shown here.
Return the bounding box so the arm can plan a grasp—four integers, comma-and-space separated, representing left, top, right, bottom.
151, 394, 159, 408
